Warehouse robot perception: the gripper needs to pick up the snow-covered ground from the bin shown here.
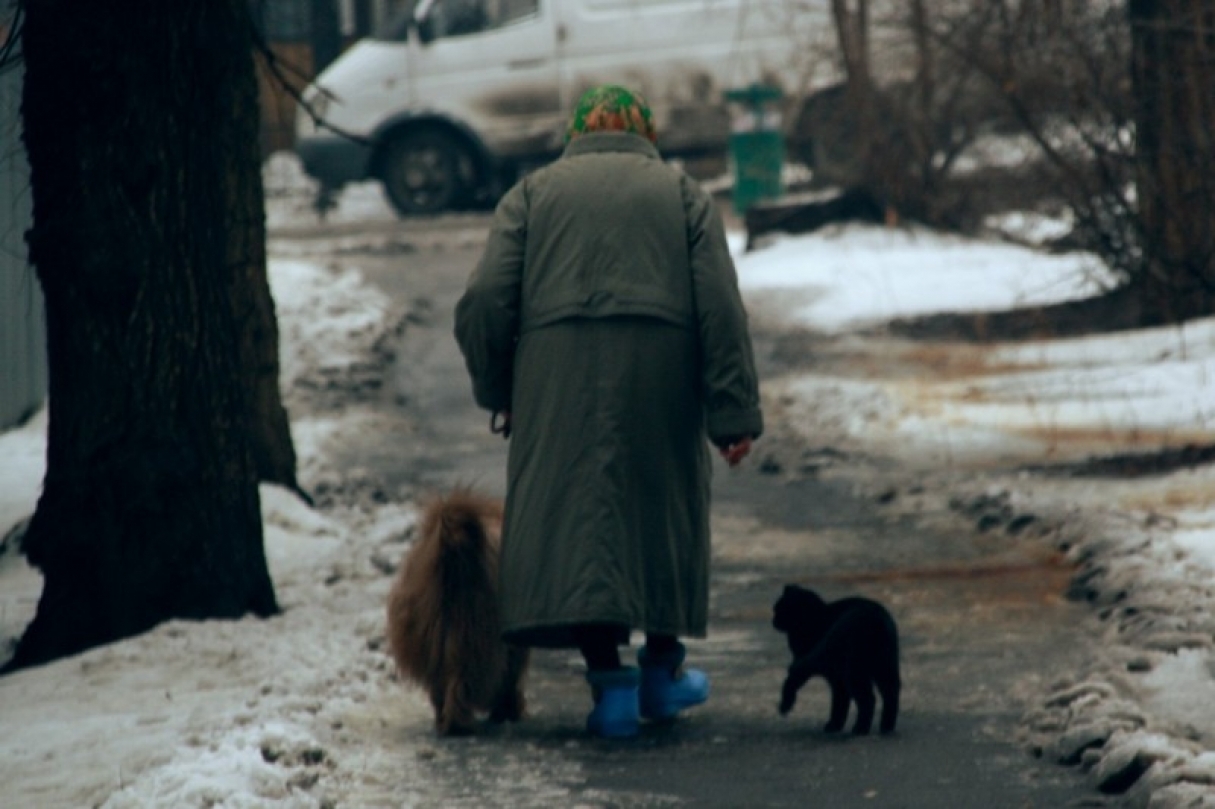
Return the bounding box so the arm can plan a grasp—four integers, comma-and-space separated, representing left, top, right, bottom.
1, 155, 1213, 807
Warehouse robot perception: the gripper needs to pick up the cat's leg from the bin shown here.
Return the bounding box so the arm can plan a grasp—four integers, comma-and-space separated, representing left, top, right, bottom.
779, 654, 818, 715
847, 671, 876, 735
876, 673, 900, 734
823, 674, 850, 733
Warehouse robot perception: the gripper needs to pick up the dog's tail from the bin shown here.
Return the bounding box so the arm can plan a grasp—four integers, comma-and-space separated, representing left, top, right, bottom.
425, 488, 503, 594
400, 488, 505, 675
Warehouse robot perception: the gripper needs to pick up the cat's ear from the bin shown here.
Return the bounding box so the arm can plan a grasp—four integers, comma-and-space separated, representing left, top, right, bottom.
783, 584, 798, 595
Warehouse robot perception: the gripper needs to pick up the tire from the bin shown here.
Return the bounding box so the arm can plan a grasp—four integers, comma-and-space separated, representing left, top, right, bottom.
379, 129, 473, 216
789, 85, 866, 188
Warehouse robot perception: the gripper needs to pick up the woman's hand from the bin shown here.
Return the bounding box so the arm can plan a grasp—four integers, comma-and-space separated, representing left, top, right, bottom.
717, 436, 753, 467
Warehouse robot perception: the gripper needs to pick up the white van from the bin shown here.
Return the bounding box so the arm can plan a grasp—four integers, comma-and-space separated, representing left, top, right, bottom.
295, 0, 840, 215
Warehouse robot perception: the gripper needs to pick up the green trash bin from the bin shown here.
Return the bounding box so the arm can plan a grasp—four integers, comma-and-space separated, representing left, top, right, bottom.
724, 84, 785, 213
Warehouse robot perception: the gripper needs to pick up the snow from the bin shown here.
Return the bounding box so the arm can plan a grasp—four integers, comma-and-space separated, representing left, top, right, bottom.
737, 223, 1112, 332
272, 258, 393, 392
263, 153, 400, 231
1, 156, 1213, 807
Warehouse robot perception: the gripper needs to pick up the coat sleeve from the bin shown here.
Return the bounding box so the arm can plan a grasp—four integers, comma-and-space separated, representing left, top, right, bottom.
683, 176, 764, 444
454, 182, 527, 412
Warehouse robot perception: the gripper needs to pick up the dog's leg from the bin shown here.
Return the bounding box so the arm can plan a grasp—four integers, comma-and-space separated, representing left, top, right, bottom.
489, 646, 529, 723
429, 683, 446, 731
439, 679, 476, 736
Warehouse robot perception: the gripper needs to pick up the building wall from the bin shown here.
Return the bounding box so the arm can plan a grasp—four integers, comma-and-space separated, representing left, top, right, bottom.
0, 62, 46, 430
257, 41, 315, 155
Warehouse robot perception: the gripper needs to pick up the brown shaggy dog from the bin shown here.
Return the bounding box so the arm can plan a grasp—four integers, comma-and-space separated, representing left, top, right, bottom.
385, 488, 529, 735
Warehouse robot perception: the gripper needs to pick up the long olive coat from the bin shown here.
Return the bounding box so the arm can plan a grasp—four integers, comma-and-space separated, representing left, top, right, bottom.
454, 132, 763, 648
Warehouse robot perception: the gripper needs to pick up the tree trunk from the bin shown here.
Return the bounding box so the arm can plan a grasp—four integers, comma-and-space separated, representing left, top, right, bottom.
6, 0, 280, 672
1129, 0, 1215, 321
829, 0, 904, 219
831, 0, 875, 132
226, 68, 306, 501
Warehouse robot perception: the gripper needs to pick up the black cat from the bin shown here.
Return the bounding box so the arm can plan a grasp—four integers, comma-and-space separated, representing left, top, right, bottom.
772, 584, 901, 735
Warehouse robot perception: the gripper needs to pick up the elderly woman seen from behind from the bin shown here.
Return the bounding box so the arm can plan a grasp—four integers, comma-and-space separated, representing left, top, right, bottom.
455, 85, 763, 739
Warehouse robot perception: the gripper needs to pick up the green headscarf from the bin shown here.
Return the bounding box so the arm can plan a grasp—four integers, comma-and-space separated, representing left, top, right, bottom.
566, 84, 657, 143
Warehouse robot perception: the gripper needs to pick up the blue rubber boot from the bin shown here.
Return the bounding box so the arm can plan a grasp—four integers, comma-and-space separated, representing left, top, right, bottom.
638, 642, 709, 721
585, 666, 640, 739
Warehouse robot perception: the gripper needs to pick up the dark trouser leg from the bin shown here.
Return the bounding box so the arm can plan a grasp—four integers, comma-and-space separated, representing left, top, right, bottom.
575, 624, 623, 671
643, 632, 680, 658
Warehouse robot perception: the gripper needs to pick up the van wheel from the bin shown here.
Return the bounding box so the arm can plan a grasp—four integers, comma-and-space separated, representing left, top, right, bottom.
379, 130, 472, 216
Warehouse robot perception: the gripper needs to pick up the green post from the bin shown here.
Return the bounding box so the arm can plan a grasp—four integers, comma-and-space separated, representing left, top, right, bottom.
724, 84, 785, 213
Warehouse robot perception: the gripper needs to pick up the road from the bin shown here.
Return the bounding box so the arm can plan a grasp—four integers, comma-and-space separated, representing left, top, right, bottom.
271, 211, 1115, 808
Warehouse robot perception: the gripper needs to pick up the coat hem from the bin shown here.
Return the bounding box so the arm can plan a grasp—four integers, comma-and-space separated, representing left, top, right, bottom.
503, 619, 708, 649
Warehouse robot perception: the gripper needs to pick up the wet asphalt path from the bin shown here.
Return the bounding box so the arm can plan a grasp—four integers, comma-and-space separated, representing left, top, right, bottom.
280, 214, 1113, 808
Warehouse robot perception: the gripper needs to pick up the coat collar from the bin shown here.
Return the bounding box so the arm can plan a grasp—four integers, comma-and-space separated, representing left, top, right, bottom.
562, 131, 660, 160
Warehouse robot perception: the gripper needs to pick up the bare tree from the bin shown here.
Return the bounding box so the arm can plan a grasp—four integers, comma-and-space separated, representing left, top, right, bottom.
1128, 0, 1215, 321
798, 1, 1013, 230
964, 0, 1214, 326
3, 0, 289, 672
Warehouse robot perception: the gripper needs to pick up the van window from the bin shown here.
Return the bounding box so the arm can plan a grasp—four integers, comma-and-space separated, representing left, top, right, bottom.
584, 0, 711, 10
426, 0, 539, 39
495, 0, 542, 26
375, 1, 421, 41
